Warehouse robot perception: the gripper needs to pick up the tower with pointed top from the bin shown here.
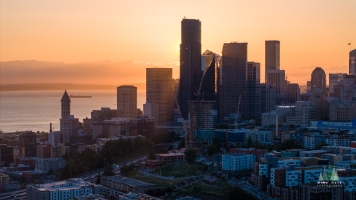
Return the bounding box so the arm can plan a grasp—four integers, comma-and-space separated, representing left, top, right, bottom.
61, 90, 71, 119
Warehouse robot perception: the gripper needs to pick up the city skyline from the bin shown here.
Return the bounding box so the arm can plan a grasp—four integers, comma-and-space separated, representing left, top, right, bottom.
1, 1, 356, 85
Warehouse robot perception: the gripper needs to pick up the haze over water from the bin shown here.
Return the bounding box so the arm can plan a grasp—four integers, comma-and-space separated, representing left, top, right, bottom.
0, 90, 146, 133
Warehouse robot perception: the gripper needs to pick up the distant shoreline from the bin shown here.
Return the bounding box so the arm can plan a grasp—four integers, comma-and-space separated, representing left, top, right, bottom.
0, 83, 146, 91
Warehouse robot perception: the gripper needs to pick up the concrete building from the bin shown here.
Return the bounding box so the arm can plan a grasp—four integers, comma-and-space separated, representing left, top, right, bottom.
60, 115, 79, 135
91, 107, 118, 123
0, 173, 10, 185
0, 144, 13, 166
266, 69, 286, 95
61, 90, 70, 119
286, 83, 300, 105
36, 144, 52, 158
329, 73, 347, 96
265, 40, 280, 82
219, 42, 248, 120
101, 176, 156, 194
230, 148, 267, 162
329, 99, 356, 121
146, 68, 174, 124
260, 83, 276, 113
180, 18, 202, 119
350, 49, 356, 75
117, 85, 137, 118
245, 131, 273, 144
247, 62, 261, 120
311, 67, 326, 92
19, 131, 37, 157
222, 154, 254, 173
35, 157, 66, 173
143, 103, 159, 123
262, 105, 295, 126
286, 101, 316, 126
299, 181, 344, 200
303, 132, 325, 150
26, 179, 103, 200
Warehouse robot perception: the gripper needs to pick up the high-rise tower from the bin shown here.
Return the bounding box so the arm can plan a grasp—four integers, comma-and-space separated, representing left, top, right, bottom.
201, 50, 221, 102
61, 90, 71, 119
219, 42, 248, 120
180, 18, 202, 118
311, 67, 326, 91
350, 49, 356, 75
265, 40, 280, 82
146, 68, 174, 124
117, 85, 137, 118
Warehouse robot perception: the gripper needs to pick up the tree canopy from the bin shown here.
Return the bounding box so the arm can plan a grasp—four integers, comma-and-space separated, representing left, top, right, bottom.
184, 148, 197, 163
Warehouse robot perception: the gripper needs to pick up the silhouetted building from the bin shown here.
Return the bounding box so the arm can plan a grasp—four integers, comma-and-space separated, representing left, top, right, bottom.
265, 40, 280, 82
0, 145, 13, 166
19, 131, 37, 157
286, 83, 300, 104
219, 42, 248, 120
266, 69, 286, 95
350, 49, 356, 75
61, 90, 70, 119
329, 73, 347, 97
117, 85, 137, 118
311, 88, 328, 120
201, 50, 221, 102
180, 18, 202, 119
146, 68, 174, 124
247, 62, 261, 119
311, 67, 326, 91
260, 83, 276, 113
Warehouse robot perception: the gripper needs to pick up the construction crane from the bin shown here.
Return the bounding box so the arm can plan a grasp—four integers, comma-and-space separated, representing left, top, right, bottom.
235, 95, 241, 129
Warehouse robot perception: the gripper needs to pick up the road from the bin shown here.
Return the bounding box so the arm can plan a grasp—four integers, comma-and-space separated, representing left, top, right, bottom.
0, 154, 148, 200
228, 179, 272, 200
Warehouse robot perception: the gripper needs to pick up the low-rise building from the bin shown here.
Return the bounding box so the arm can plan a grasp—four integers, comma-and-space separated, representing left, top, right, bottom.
101, 176, 156, 194
35, 157, 66, 173
26, 179, 103, 200
222, 154, 254, 174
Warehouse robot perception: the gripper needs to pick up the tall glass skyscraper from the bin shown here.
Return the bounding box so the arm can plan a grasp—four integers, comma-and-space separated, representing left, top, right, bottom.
350, 49, 356, 75
265, 40, 280, 82
201, 50, 221, 102
180, 18, 202, 119
219, 42, 248, 120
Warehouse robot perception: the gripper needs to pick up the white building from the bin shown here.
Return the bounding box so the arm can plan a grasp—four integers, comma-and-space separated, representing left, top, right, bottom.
26, 179, 103, 200
222, 154, 254, 172
35, 157, 66, 173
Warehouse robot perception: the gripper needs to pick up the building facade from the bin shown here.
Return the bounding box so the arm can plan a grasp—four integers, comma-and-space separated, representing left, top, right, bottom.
265, 40, 280, 82
247, 62, 261, 120
117, 85, 137, 118
311, 67, 326, 92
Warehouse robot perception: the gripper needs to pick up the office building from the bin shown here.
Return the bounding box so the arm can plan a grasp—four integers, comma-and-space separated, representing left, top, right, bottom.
350, 49, 356, 75
19, 131, 37, 157
329, 99, 356, 121
329, 73, 346, 96
222, 154, 254, 173
117, 85, 137, 118
146, 68, 173, 124
91, 107, 117, 123
260, 83, 276, 113
219, 42, 248, 120
311, 67, 326, 92
26, 179, 103, 200
201, 50, 221, 102
180, 18, 202, 119
143, 103, 159, 122
36, 144, 52, 158
286, 83, 300, 104
0, 145, 13, 166
265, 40, 280, 82
247, 62, 261, 119
286, 101, 316, 126
266, 69, 286, 95
35, 157, 66, 173
60, 115, 79, 135
101, 176, 156, 194
61, 90, 70, 119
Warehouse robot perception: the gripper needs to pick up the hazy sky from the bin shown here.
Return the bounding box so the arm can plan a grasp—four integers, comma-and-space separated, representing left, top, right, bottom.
1, 0, 356, 84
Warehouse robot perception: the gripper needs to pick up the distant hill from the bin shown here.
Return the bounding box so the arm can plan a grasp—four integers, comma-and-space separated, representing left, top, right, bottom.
0, 83, 146, 91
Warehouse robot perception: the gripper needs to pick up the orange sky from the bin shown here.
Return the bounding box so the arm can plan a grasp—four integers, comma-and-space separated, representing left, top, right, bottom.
1, 0, 356, 85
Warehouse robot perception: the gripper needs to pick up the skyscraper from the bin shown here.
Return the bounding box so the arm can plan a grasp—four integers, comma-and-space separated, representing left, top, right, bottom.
266, 69, 286, 95
286, 83, 300, 104
219, 42, 248, 120
350, 49, 356, 75
201, 50, 221, 102
180, 18, 202, 118
260, 83, 276, 113
146, 68, 173, 124
265, 40, 280, 82
311, 67, 326, 91
61, 90, 70, 119
117, 85, 137, 118
247, 62, 261, 120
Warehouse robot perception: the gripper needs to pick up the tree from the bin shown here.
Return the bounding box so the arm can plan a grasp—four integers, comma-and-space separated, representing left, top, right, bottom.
206, 145, 218, 157
103, 165, 114, 176
178, 138, 185, 149
315, 142, 328, 150
184, 148, 197, 163
280, 139, 299, 150
148, 149, 156, 160
212, 137, 222, 149
96, 173, 101, 184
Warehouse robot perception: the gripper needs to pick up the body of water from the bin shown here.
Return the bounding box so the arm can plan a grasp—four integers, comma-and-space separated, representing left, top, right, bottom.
0, 90, 146, 133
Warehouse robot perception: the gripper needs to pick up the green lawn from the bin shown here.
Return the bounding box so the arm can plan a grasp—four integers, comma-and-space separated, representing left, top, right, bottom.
151, 162, 208, 178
